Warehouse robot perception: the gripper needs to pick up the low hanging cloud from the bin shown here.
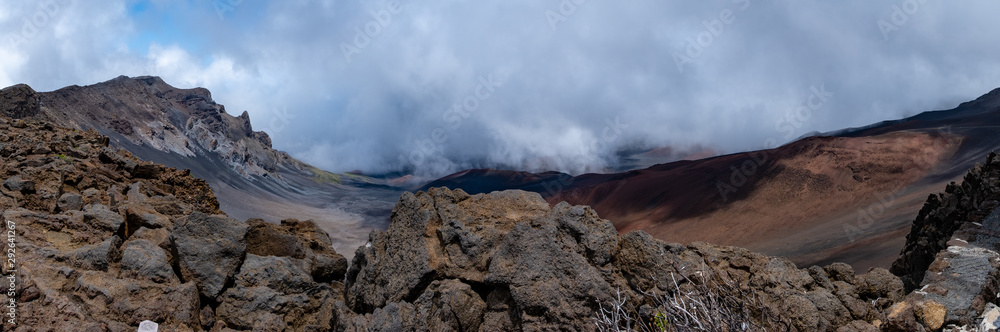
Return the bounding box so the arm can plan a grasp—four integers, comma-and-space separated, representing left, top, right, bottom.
2, 0, 1000, 178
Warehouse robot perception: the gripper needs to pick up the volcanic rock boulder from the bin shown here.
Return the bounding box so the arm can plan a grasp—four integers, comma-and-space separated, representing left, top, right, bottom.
483, 202, 621, 330
72, 272, 202, 329
344, 188, 613, 330
0, 84, 40, 119
3, 175, 35, 193
413, 279, 488, 331
345, 188, 551, 311
121, 238, 177, 283
245, 218, 348, 283
171, 212, 248, 300
216, 254, 337, 330
69, 235, 122, 271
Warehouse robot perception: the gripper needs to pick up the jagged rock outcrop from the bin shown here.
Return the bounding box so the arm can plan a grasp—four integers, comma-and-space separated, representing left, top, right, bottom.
891, 152, 1000, 291
885, 152, 1000, 330
0, 84, 40, 119
338, 187, 911, 331
216, 254, 339, 330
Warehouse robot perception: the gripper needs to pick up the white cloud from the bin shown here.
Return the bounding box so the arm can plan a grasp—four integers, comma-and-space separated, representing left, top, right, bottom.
1, 1, 1000, 177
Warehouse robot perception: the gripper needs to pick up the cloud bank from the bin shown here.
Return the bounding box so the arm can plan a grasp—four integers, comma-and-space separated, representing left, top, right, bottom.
2, 0, 1000, 177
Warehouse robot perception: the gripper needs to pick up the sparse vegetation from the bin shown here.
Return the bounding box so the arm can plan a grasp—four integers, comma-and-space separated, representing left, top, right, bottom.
56, 153, 73, 164
595, 267, 783, 332
309, 166, 342, 184
307, 166, 378, 184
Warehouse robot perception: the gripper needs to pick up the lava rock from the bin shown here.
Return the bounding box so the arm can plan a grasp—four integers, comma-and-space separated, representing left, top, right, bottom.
57, 193, 83, 211
170, 212, 248, 300
121, 239, 177, 283
414, 279, 487, 332
82, 204, 125, 233
69, 235, 122, 271
0, 84, 40, 119
3, 175, 35, 193
216, 254, 335, 330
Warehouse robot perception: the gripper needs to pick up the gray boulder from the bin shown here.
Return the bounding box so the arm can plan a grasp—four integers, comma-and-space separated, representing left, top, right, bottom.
121, 239, 176, 283
245, 218, 348, 283
0, 84, 40, 119
69, 235, 122, 271
3, 175, 35, 193
170, 212, 248, 299
346, 188, 550, 312
57, 193, 83, 211
82, 204, 124, 233
484, 204, 620, 331
216, 254, 335, 330
73, 271, 200, 328
414, 279, 486, 332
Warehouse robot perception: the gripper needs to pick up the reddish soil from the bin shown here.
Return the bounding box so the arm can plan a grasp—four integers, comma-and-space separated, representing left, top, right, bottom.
548, 132, 962, 271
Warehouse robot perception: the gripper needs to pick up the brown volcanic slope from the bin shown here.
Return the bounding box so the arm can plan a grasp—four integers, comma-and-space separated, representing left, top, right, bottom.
4, 77, 403, 256
554, 132, 960, 272
426, 88, 1000, 271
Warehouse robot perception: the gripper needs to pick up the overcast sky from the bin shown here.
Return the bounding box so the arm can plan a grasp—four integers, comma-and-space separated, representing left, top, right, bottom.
2, 0, 999, 177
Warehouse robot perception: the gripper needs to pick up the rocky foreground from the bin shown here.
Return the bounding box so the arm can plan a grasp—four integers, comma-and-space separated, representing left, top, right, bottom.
1, 106, 1000, 330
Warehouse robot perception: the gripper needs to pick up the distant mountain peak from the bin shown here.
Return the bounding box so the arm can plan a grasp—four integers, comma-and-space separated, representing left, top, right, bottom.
956, 86, 1000, 110
15, 76, 299, 181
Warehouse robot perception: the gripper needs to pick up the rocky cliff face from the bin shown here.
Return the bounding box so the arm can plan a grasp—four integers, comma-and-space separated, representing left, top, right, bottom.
887, 152, 1000, 329
892, 153, 1000, 290
891, 152, 1000, 291
34, 76, 296, 179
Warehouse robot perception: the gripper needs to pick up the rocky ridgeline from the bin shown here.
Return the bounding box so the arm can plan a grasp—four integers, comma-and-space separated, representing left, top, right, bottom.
10, 77, 299, 180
